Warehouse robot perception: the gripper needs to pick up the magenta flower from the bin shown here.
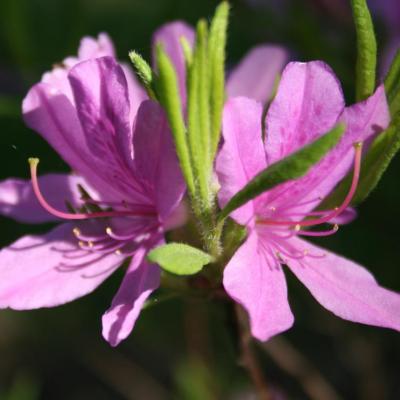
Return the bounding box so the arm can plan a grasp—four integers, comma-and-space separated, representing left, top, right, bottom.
0, 35, 185, 346
217, 61, 400, 341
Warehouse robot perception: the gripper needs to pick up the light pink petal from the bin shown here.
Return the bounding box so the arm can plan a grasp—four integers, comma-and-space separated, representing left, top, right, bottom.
216, 97, 267, 225
121, 63, 147, 124
152, 21, 195, 105
265, 61, 345, 164
264, 78, 389, 215
102, 244, 161, 346
0, 223, 123, 310
68, 56, 149, 204
227, 45, 289, 104
223, 231, 294, 341
78, 33, 116, 60
286, 236, 400, 331
22, 82, 115, 197
330, 207, 357, 225
0, 174, 98, 223
41, 33, 116, 104
133, 100, 185, 221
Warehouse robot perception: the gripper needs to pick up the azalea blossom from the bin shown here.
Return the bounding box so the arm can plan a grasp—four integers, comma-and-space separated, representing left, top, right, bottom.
0, 35, 185, 346
217, 61, 400, 341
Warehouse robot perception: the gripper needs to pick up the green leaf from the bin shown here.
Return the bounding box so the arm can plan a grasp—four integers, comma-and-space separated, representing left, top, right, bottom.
147, 243, 212, 276
319, 116, 400, 208
351, 0, 377, 101
208, 1, 229, 162
187, 20, 211, 203
384, 48, 400, 116
154, 45, 196, 197
129, 50, 155, 99
218, 123, 345, 222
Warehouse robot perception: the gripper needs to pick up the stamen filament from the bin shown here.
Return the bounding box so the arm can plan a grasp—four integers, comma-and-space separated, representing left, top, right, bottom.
29, 158, 157, 221
295, 224, 339, 237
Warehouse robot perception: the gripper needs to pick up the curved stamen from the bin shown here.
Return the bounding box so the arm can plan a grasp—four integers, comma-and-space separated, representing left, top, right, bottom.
29, 158, 157, 220
294, 224, 339, 237
257, 142, 362, 228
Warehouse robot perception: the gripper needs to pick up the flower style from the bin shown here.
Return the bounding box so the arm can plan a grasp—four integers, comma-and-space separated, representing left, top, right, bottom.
217, 61, 400, 341
0, 34, 185, 346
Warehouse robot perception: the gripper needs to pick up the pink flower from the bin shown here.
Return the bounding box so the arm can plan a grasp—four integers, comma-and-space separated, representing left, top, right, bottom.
0, 34, 185, 346
217, 61, 400, 341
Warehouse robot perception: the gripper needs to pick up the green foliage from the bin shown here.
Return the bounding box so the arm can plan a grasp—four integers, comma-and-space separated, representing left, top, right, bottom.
154, 45, 196, 197
147, 243, 212, 276
350, 0, 377, 101
208, 1, 229, 162
218, 124, 345, 221
129, 50, 155, 98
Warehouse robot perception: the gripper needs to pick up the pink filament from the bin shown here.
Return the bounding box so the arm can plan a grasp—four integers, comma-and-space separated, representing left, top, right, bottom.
29, 158, 156, 221
258, 142, 362, 228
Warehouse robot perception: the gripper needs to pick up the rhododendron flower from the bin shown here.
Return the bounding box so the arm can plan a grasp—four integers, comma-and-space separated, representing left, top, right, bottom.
0, 36, 185, 346
217, 61, 400, 341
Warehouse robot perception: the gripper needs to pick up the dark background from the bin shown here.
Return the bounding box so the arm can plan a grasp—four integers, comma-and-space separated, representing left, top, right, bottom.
0, 0, 399, 399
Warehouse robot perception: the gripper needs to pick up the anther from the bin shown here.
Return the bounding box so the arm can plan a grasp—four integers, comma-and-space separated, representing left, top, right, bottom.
73, 227, 81, 237
115, 249, 122, 255
78, 241, 85, 248
106, 227, 113, 235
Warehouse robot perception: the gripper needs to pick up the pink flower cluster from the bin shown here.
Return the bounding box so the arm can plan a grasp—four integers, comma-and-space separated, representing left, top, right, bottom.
0, 22, 399, 345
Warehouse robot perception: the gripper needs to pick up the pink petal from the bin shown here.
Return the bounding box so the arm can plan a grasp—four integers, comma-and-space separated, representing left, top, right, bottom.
216, 97, 267, 225
22, 82, 119, 200
264, 74, 389, 215
68, 56, 149, 204
227, 45, 289, 104
121, 63, 147, 124
286, 236, 400, 331
0, 174, 98, 223
152, 21, 195, 106
265, 61, 345, 165
223, 232, 294, 341
132, 100, 185, 221
102, 244, 161, 347
78, 33, 116, 60
0, 223, 123, 310
41, 33, 116, 104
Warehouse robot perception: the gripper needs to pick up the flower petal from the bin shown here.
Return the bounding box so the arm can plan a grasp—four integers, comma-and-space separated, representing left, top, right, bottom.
68, 56, 149, 204
133, 100, 185, 221
0, 223, 122, 310
78, 33, 116, 60
223, 231, 294, 341
152, 21, 195, 105
22, 82, 115, 198
264, 75, 389, 215
102, 244, 161, 347
227, 45, 288, 104
265, 61, 345, 165
0, 174, 98, 223
286, 237, 400, 331
216, 97, 267, 225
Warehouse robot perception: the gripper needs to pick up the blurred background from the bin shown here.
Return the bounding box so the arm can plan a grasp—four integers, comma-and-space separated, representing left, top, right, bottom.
0, 0, 399, 399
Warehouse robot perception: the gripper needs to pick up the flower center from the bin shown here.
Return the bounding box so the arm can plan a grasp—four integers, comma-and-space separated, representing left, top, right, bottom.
29, 157, 159, 258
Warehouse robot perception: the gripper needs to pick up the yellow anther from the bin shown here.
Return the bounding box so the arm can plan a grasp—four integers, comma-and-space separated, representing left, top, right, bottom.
106, 227, 113, 235
353, 141, 363, 149
115, 249, 122, 255
333, 224, 339, 231
294, 224, 301, 232
78, 241, 85, 248
88, 241, 94, 248
72, 227, 81, 237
